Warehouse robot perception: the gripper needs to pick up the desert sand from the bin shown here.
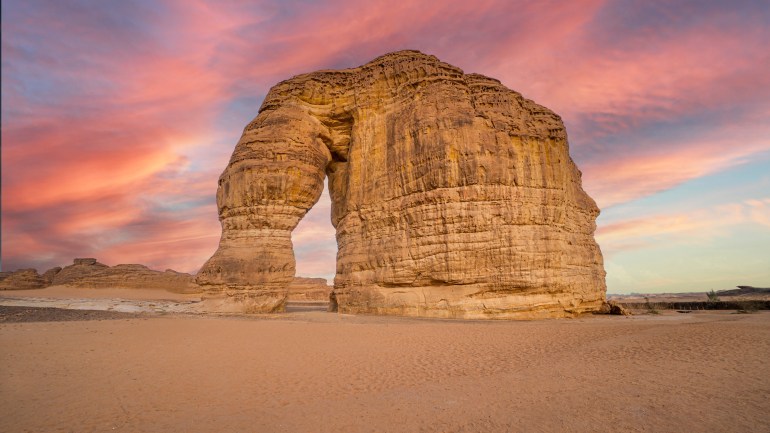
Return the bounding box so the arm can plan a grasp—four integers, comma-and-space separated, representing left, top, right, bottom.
1, 288, 769, 432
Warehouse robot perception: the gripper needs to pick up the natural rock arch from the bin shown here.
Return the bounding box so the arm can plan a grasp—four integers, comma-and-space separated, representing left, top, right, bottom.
197, 50, 606, 318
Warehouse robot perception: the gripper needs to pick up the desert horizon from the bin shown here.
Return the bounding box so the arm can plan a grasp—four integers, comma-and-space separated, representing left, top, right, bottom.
5, 256, 770, 297
2, 273, 769, 431
3, 1, 769, 431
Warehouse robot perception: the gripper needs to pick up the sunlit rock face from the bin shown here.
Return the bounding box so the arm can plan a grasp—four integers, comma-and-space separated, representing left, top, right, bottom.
197, 50, 606, 318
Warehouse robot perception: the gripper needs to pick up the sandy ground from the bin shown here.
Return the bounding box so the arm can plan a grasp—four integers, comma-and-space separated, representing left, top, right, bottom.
0, 286, 203, 314
1, 287, 769, 432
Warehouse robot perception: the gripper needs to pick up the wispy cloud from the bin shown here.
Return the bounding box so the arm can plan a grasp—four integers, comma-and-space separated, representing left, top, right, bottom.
2, 0, 769, 290
597, 199, 770, 255
582, 132, 770, 208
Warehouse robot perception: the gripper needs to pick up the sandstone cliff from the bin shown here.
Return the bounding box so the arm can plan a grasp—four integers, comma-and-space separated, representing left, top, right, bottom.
197, 50, 606, 318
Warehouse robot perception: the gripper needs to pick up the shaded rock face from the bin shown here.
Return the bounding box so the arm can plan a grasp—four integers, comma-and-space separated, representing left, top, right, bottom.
41, 267, 62, 284
197, 50, 606, 318
597, 301, 631, 316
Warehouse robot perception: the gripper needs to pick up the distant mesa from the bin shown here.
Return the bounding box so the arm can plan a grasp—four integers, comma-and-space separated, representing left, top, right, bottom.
0, 258, 199, 293
0, 258, 332, 303
196, 50, 606, 318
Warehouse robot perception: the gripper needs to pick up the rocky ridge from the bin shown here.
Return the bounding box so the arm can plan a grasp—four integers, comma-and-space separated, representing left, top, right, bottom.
1, 259, 198, 293
1, 259, 331, 303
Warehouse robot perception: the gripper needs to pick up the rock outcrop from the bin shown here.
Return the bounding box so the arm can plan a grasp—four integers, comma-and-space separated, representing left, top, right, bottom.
66, 264, 200, 293
597, 301, 631, 316
197, 50, 606, 318
0, 269, 47, 290
1, 259, 200, 293
51, 258, 109, 285
287, 277, 333, 302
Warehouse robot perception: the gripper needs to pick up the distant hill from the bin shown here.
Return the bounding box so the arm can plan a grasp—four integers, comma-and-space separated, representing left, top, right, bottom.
716, 286, 770, 296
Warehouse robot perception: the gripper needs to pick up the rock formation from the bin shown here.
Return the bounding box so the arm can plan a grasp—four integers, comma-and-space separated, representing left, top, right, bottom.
1, 259, 200, 293
0, 269, 47, 290
597, 300, 631, 316
287, 277, 333, 302
51, 258, 109, 286
51, 259, 199, 292
65, 264, 200, 293
197, 50, 606, 318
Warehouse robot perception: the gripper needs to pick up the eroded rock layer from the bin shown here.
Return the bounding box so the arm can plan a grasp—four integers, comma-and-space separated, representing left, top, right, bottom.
1, 259, 200, 293
0, 269, 47, 290
63, 264, 200, 293
197, 50, 606, 318
287, 278, 332, 302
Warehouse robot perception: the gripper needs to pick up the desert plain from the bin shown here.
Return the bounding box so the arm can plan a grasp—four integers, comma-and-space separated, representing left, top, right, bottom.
1, 286, 769, 433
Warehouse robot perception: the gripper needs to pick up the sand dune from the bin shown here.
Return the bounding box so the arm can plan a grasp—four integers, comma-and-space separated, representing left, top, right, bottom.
1, 306, 768, 432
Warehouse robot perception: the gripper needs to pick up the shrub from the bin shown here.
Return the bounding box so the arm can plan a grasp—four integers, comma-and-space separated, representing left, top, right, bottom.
707, 290, 720, 302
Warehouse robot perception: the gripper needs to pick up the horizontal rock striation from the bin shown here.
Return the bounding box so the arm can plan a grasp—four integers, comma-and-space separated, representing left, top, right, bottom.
0, 269, 48, 290
1, 259, 200, 293
50, 258, 109, 286
65, 264, 200, 293
198, 50, 606, 318
287, 277, 332, 302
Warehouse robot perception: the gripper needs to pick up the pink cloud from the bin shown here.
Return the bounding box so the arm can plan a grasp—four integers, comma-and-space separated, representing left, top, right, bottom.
3, 0, 769, 282
480, 3, 770, 127
596, 199, 770, 257
582, 133, 770, 208
2, 1, 231, 272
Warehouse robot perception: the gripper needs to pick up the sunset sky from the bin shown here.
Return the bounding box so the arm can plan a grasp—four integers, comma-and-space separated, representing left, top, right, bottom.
2, 0, 769, 293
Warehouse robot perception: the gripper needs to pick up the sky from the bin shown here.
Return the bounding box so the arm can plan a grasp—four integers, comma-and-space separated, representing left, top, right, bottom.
2, 0, 769, 293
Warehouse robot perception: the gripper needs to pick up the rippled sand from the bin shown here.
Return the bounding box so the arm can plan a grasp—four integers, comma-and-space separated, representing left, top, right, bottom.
0, 293, 768, 432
